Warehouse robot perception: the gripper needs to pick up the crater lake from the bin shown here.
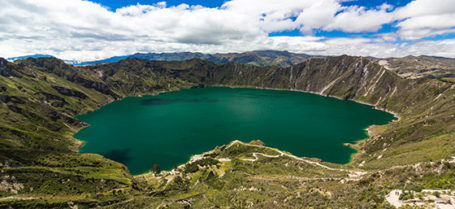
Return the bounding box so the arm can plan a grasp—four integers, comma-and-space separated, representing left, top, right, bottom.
74, 87, 395, 175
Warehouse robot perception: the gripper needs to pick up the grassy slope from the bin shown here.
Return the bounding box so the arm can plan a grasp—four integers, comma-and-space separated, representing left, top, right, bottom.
0, 56, 454, 208
382, 55, 455, 79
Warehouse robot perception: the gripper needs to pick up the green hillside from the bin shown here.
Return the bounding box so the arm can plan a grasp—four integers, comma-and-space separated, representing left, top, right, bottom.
0, 56, 454, 208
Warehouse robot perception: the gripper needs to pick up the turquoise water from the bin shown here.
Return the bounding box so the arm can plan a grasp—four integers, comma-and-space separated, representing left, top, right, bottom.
75, 87, 395, 175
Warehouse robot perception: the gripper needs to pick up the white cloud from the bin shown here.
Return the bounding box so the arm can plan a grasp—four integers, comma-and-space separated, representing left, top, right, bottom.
0, 0, 454, 61
295, 0, 340, 33
396, 0, 455, 17
395, 0, 455, 40
324, 4, 394, 32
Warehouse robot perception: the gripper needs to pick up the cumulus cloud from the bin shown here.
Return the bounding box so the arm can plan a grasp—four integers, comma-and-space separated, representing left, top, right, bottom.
0, 0, 454, 61
393, 0, 455, 40
324, 4, 394, 32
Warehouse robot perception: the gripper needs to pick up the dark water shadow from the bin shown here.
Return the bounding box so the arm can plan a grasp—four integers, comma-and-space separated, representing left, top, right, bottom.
207, 99, 218, 103
102, 148, 131, 164
141, 98, 218, 105
142, 98, 183, 105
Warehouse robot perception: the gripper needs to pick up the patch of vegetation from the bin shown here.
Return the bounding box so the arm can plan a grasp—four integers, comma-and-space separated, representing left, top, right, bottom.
184, 158, 219, 173
0, 55, 454, 208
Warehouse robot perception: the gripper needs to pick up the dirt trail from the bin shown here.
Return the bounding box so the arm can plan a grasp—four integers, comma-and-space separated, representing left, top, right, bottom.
228, 140, 367, 179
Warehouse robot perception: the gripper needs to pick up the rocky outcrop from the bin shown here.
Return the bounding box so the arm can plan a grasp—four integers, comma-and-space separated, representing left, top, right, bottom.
0, 95, 25, 104
52, 86, 87, 99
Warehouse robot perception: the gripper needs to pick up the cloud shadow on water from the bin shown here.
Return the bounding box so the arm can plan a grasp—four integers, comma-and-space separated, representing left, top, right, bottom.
102, 148, 131, 164
141, 98, 218, 105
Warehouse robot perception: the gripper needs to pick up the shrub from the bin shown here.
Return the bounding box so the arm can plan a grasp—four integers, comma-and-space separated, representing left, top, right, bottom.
152, 164, 160, 173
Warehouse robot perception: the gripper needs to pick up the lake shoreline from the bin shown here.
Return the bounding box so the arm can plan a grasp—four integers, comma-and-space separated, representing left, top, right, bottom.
208, 84, 401, 121
208, 85, 399, 168
72, 85, 400, 176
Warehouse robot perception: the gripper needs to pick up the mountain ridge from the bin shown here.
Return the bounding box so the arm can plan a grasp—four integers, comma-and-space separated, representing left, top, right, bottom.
10, 52, 455, 83
10, 51, 455, 67
0, 55, 454, 208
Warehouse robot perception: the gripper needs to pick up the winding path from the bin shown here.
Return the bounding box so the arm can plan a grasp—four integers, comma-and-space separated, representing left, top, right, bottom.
227, 140, 367, 179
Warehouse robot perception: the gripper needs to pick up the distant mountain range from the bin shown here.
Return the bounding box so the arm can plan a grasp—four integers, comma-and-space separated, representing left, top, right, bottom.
122, 50, 317, 67
8, 52, 455, 80
9, 50, 318, 67
7, 54, 55, 61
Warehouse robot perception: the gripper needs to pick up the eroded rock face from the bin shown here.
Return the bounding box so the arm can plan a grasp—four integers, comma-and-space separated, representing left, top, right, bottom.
0, 95, 25, 104
0, 174, 24, 195
70, 76, 119, 99
0, 58, 16, 77
0, 95, 9, 103
52, 86, 87, 99
0, 58, 6, 68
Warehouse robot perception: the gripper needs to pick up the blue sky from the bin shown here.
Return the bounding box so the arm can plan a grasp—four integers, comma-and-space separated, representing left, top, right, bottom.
69, 0, 455, 42
1, 0, 455, 60
93, 0, 413, 10
93, 0, 226, 10
341, 0, 413, 8
93, 0, 418, 38
94, 0, 412, 38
